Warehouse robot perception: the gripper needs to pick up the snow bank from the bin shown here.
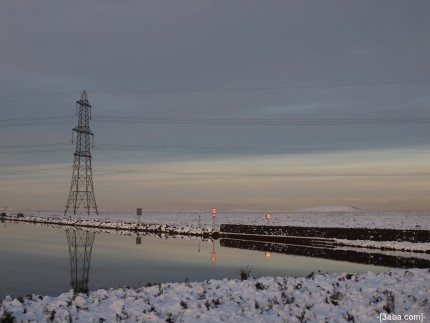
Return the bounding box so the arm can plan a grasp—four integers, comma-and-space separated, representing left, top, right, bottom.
12, 208, 430, 230
2, 215, 214, 237
1, 269, 429, 322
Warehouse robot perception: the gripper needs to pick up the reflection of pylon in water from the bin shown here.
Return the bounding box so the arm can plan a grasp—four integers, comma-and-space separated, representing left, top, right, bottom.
64, 90, 98, 216
66, 229, 95, 293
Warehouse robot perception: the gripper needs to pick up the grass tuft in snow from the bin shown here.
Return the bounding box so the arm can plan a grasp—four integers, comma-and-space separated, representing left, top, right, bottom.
239, 265, 252, 281
383, 290, 395, 314
0, 309, 15, 323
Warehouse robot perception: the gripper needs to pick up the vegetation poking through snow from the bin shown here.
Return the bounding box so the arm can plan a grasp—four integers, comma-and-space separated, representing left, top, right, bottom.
1, 269, 429, 322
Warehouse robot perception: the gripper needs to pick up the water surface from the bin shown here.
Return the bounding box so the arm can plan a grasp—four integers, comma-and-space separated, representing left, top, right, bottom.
0, 222, 395, 299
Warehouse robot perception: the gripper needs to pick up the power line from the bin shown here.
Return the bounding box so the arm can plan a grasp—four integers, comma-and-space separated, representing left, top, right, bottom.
91, 168, 430, 178
1, 79, 430, 98
0, 143, 70, 150
2, 115, 430, 127
94, 116, 430, 126
0, 143, 72, 154
88, 79, 430, 94
0, 92, 79, 99
1, 167, 430, 178
0, 144, 429, 155
0, 116, 72, 127
95, 144, 430, 154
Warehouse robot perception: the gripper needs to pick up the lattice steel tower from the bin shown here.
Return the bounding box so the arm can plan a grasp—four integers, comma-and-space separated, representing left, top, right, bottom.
64, 90, 98, 216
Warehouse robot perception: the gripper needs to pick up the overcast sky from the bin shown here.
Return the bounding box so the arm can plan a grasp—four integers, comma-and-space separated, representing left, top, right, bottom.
1, 1, 430, 212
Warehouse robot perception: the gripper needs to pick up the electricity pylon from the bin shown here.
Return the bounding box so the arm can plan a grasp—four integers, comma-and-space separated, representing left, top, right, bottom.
64, 90, 98, 216
66, 229, 96, 293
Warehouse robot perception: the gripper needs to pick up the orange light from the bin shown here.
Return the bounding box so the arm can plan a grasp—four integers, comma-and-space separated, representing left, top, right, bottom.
211, 208, 217, 217
211, 251, 217, 263
265, 251, 272, 257
266, 213, 271, 220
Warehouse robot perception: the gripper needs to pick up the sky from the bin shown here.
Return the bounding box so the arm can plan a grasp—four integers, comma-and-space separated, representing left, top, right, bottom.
1, 0, 430, 212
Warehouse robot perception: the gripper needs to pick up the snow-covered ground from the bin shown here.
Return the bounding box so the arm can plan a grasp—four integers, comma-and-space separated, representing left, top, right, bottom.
1, 269, 428, 322
8, 206, 430, 230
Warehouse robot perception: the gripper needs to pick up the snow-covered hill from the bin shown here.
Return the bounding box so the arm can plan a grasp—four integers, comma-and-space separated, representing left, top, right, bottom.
293, 205, 367, 213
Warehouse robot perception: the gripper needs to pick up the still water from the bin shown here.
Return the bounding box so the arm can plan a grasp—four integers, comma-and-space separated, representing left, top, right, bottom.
0, 222, 394, 299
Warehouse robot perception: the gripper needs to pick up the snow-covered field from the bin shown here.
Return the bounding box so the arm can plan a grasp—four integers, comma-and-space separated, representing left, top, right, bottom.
1, 269, 429, 322
8, 205, 430, 230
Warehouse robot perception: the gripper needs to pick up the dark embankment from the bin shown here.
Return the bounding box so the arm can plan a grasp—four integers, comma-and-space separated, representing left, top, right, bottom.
220, 224, 430, 243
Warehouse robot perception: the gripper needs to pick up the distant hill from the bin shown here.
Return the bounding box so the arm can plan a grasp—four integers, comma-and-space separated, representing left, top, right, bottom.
293, 206, 368, 213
